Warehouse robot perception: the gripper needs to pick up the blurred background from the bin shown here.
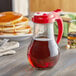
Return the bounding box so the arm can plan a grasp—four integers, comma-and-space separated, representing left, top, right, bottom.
0, 0, 76, 16
0, 0, 28, 16
30, 0, 76, 12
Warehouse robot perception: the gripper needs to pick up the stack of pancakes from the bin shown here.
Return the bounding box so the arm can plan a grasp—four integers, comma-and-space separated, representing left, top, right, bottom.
0, 11, 32, 35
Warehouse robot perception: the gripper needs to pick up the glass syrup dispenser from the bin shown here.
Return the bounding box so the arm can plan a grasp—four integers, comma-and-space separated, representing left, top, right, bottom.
27, 9, 63, 69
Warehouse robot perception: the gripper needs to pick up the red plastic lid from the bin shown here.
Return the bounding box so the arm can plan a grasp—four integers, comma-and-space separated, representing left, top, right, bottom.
32, 12, 56, 24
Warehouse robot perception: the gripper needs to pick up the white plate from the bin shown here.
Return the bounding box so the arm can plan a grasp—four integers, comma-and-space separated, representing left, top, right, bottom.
0, 34, 33, 41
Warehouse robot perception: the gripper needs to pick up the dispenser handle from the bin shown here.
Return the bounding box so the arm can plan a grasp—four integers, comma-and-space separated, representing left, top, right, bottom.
53, 9, 63, 44
55, 17, 63, 44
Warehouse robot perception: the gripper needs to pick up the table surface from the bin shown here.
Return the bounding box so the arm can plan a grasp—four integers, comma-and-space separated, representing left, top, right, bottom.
0, 38, 76, 76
